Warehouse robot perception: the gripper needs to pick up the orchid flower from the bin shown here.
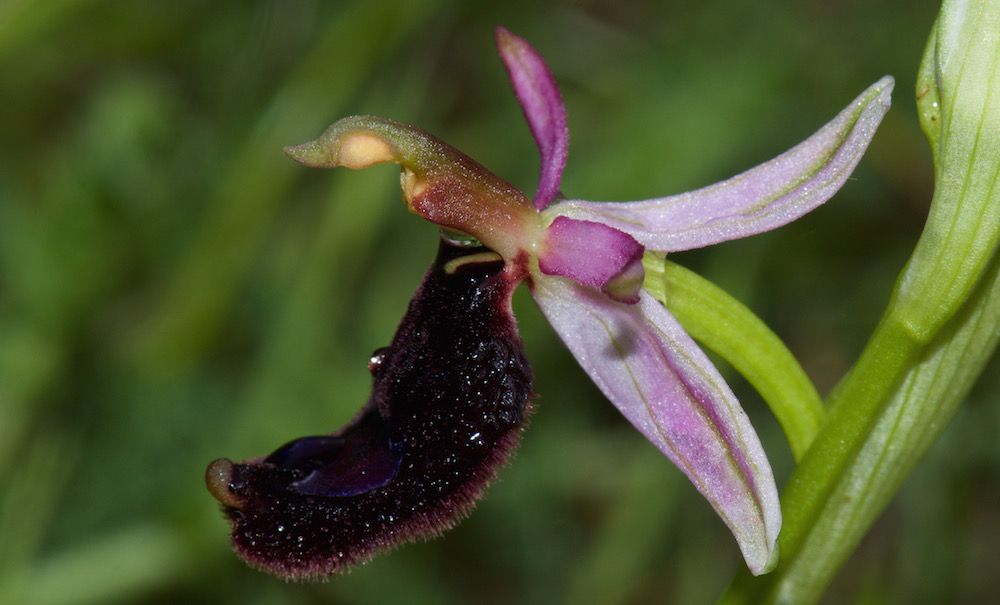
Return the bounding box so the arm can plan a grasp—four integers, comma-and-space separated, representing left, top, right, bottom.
206, 27, 892, 579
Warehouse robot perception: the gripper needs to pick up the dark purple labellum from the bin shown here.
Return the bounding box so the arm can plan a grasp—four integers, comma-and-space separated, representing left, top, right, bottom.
205, 238, 533, 579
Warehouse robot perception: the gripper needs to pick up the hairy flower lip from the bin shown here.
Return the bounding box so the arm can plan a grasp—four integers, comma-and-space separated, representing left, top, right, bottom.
208, 239, 534, 579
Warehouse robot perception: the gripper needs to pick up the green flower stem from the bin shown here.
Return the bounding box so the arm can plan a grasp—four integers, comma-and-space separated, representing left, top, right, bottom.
773, 253, 1000, 604
770, 314, 924, 561
891, 1, 1000, 342
721, 1, 1000, 601
643, 254, 825, 461
722, 251, 1000, 605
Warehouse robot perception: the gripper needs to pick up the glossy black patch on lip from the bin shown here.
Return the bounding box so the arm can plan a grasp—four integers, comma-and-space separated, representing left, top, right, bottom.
207, 239, 533, 579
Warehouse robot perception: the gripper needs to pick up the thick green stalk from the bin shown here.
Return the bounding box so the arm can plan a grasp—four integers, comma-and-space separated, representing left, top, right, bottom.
721, 1, 1000, 602
769, 253, 1000, 603
643, 254, 824, 461
722, 251, 1000, 604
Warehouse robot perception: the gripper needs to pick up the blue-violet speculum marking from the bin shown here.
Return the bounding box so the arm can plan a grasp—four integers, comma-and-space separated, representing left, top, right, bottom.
206, 240, 531, 579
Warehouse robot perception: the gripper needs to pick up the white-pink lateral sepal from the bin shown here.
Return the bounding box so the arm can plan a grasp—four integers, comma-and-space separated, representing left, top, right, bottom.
548, 77, 893, 252
530, 278, 781, 574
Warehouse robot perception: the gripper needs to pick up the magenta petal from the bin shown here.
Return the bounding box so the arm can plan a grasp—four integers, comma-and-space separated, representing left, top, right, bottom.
495, 26, 569, 210
531, 278, 781, 574
538, 216, 644, 303
548, 77, 893, 251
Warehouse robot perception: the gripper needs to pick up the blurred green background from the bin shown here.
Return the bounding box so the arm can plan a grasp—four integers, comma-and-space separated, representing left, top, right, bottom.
1, 1, 997, 604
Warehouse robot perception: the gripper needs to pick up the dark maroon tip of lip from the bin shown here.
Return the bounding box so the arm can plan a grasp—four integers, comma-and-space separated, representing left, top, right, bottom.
207, 238, 533, 579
